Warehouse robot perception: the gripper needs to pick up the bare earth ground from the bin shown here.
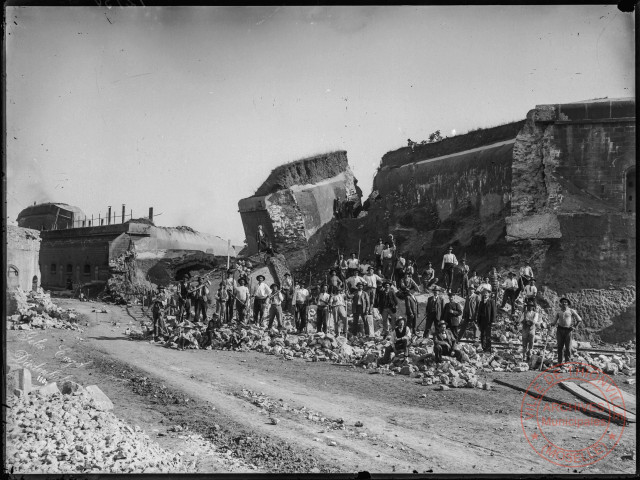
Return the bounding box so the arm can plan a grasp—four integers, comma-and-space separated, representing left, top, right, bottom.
5, 297, 637, 475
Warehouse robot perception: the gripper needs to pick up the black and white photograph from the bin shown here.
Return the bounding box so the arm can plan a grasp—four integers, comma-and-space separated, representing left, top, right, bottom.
4, 4, 636, 476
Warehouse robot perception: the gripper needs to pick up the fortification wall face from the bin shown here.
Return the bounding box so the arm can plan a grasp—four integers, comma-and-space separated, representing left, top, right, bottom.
6, 226, 42, 292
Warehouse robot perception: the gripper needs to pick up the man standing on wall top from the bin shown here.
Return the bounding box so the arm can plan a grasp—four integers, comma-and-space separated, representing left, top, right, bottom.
441, 246, 458, 292
256, 225, 268, 253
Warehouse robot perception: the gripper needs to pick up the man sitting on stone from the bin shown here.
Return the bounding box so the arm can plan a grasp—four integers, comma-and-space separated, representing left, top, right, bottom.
380, 316, 411, 364
201, 315, 218, 349
433, 321, 460, 363
421, 261, 437, 292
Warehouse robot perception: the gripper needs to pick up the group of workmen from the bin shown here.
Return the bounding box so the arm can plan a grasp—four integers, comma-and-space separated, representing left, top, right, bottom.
151, 235, 583, 367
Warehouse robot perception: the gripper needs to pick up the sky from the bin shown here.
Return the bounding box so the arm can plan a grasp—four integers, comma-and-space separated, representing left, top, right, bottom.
5, 5, 635, 245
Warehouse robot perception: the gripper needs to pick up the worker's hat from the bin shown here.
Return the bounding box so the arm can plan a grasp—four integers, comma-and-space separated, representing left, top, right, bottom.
559, 297, 571, 306
271, 283, 279, 289
396, 316, 406, 323
447, 246, 453, 251
356, 282, 364, 287
256, 274, 265, 281
329, 269, 336, 275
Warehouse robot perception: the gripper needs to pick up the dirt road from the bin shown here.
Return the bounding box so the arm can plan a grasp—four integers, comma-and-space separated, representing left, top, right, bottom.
6, 298, 636, 474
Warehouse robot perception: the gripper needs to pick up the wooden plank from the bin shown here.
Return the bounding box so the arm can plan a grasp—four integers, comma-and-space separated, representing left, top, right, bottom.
493, 378, 626, 424
559, 382, 635, 424
578, 380, 636, 414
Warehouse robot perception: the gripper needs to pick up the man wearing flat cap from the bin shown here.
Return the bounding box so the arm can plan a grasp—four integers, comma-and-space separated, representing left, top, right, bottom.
251, 274, 271, 326
549, 297, 582, 364
378, 280, 398, 337
457, 287, 482, 342
224, 269, 237, 323
441, 246, 458, 292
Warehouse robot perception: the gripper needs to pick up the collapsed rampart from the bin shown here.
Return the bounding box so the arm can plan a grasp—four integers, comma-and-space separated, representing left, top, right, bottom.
238, 151, 358, 270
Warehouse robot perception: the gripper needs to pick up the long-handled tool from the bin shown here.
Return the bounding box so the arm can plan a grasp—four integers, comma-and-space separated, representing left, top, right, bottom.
539, 327, 552, 371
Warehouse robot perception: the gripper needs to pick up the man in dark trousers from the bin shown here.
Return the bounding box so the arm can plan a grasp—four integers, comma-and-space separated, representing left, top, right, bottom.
441, 246, 458, 293
193, 277, 210, 324
549, 297, 583, 365
255, 225, 269, 253
443, 293, 463, 339
399, 272, 420, 331
179, 275, 191, 321
349, 282, 371, 336
423, 285, 445, 341
457, 288, 481, 341
477, 288, 497, 353
378, 280, 398, 337
433, 321, 460, 363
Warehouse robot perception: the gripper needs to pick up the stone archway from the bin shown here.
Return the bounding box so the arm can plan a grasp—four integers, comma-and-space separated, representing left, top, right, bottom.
625, 167, 636, 213
8, 265, 19, 290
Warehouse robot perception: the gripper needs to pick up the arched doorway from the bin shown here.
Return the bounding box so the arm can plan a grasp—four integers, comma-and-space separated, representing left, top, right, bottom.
8, 265, 19, 290
32, 276, 38, 291
626, 167, 636, 213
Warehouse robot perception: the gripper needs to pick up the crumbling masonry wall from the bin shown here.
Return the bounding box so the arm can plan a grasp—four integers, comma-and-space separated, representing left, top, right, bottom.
6, 225, 42, 292
239, 151, 357, 270
506, 98, 636, 342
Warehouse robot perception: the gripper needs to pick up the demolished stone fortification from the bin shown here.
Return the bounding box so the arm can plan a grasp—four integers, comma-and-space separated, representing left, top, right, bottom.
239, 151, 359, 270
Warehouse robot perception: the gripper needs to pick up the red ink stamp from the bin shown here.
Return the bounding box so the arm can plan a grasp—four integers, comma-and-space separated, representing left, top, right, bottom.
520, 362, 628, 467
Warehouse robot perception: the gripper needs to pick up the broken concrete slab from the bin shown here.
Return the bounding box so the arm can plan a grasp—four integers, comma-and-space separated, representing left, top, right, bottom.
85, 385, 114, 411
60, 380, 87, 395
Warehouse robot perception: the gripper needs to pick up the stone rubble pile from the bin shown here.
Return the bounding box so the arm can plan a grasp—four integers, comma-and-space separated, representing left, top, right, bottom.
7, 288, 83, 331
5, 381, 187, 474
128, 295, 635, 380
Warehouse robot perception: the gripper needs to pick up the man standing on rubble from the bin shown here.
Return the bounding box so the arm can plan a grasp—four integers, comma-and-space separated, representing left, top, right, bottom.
399, 271, 420, 331
394, 251, 407, 282
423, 285, 445, 341
251, 275, 271, 327
457, 288, 481, 342
443, 292, 462, 339
193, 277, 210, 324
345, 270, 367, 293
151, 288, 167, 342
256, 225, 269, 253
441, 246, 458, 293
328, 269, 343, 293
523, 278, 538, 306
549, 297, 582, 365
363, 266, 383, 308
346, 253, 360, 279
349, 282, 371, 336
294, 281, 310, 333
421, 261, 437, 292
500, 272, 519, 319
281, 272, 294, 314
330, 286, 348, 336
316, 284, 330, 334
224, 269, 236, 323
521, 299, 541, 362
374, 238, 384, 269
458, 258, 470, 298
267, 284, 284, 331
179, 276, 191, 321
381, 241, 395, 280
378, 280, 398, 337
234, 277, 250, 324
477, 288, 497, 353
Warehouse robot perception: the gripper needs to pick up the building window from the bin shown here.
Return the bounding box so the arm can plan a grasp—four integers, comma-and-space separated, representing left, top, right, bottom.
50, 264, 57, 274
626, 167, 636, 214
66, 264, 73, 274
84, 264, 91, 275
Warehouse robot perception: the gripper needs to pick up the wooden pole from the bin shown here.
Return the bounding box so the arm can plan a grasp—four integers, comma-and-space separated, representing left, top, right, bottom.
227, 239, 230, 270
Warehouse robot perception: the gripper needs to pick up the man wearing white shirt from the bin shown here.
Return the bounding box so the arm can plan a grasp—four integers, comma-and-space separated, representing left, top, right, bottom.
521, 299, 541, 362
523, 278, 538, 306
251, 275, 271, 326
381, 242, 395, 279
500, 272, 519, 317
373, 238, 384, 269
380, 316, 411, 364
234, 278, 250, 324
363, 266, 383, 307
441, 246, 458, 292
346, 272, 367, 293
294, 282, 310, 333
330, 287, 348, 335
316, 284, 331, 333
346, 253, 360, 279
267, 284, 284, 331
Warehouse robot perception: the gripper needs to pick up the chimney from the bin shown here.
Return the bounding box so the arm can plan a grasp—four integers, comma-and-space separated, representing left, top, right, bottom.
149, 207, 154, 222
107, 206, 112, 225
122, 204, 126, 223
